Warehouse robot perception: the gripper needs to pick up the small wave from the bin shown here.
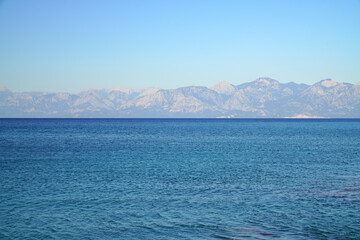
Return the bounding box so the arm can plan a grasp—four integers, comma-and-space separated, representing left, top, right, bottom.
211, 226, 283, 240
235, 227, 281, 239
343, 188, 360, 192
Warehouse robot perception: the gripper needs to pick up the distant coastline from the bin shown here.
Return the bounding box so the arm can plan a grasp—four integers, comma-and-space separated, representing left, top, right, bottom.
1, 78, 360, 118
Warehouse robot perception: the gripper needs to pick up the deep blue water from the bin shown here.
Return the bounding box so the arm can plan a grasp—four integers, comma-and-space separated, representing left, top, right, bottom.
0, 119, 359, 240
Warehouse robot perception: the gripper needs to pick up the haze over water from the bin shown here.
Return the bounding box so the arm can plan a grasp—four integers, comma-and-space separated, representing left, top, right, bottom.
1, 119, 359, 239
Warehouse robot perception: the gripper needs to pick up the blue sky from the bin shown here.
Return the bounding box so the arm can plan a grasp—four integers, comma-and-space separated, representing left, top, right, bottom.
0, 0, 359, 93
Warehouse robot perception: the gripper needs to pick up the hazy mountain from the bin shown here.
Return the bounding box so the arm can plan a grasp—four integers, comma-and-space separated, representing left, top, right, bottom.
1, 78, 359, 118
0, 84, 9, 92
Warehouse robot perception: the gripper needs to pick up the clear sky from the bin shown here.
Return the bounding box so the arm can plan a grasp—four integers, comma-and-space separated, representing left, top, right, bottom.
0, 0, 359, 93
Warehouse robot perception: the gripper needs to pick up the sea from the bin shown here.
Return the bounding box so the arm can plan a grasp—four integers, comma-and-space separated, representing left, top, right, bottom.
0, 118, 359, 240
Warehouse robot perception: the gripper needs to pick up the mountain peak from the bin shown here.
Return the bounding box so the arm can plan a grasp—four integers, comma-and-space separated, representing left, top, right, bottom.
254, 78, 279, 86
211, 81, 236, 95
83, 87, 104, 92
108, 86, 136, 94
319, 79, 338, 88
0, 84, 9, 92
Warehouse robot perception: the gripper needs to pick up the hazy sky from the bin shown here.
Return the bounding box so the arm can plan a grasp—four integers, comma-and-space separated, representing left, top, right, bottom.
0, 0, 359, 93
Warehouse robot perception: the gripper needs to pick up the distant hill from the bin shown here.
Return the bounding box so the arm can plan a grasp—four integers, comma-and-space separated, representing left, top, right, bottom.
1, 78, 360, 118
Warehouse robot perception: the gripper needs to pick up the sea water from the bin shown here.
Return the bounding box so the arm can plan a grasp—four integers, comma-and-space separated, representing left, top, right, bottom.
0, 119, 359, 239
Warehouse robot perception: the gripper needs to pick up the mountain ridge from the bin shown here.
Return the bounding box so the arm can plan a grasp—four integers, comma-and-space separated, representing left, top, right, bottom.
1, 78, 359, 118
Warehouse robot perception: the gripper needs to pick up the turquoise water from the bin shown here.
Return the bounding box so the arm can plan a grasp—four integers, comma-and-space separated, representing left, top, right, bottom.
0, 119, 359, 239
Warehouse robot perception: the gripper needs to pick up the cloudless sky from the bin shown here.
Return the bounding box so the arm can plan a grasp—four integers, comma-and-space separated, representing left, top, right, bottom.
0, 0, 359, 93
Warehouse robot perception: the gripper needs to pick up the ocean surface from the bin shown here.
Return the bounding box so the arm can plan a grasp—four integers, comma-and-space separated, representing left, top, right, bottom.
0, 119, 359, 240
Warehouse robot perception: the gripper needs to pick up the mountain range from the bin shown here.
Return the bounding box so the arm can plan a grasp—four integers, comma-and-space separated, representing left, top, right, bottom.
1, 78, 360, 118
